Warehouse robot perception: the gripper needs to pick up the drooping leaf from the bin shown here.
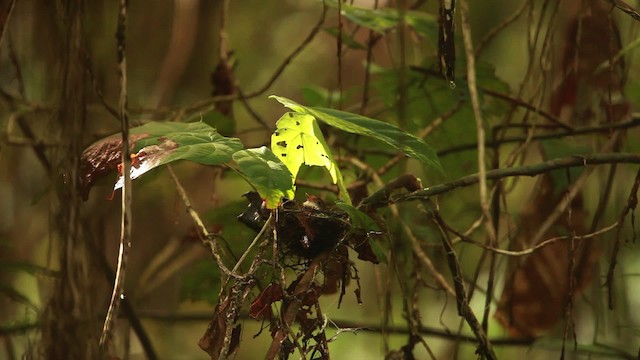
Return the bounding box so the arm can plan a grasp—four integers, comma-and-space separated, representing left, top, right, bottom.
271, 112, 338, 182
232, 147, 295, 209
271, 112, 352, 204
270, 96, 443, 175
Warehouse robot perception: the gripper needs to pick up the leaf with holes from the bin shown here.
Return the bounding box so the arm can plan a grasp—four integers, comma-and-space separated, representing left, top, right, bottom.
233, 147, 295, 209
271, 112, 337, 182
271, 96, 443, 175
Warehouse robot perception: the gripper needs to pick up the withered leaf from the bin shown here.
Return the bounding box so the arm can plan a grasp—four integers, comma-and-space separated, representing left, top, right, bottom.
78, 122, 242, 200
249, 283, 283, 320
78, 133, 149, 200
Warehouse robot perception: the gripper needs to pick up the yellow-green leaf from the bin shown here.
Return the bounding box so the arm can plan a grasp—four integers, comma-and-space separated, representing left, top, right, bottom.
271, 112, 338, 183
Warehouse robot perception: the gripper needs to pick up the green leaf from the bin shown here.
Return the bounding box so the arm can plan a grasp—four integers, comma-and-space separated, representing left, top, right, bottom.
271, 112, 352, 204
270, 96, 443, 175
233, 147, 295, 209
113, 121, 243, 189
326, 0, 436, 39
129, 121, 242, 164
271, 112, 338, 183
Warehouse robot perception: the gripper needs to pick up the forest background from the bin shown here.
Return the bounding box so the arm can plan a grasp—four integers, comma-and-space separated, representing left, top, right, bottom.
1, 0, 640, 359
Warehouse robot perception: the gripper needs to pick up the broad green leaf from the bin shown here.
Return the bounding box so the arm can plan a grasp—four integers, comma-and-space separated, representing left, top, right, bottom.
129, 121, 242, 164
271, 112, 338, 182
233, 147, 295, 209
110, 121, 243, 189
270, 96, 443, 175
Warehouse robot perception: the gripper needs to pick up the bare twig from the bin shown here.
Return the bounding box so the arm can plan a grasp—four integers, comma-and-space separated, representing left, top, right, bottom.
166, 166, 238, 278
529, 134, 619, 246
100, 0, 131, 347
459, 0, 498, 252
431, 210, 497, 360
475, 0, 527, 57
243, 4, 327, 99
449, 221, 618, 257
608, 0, 640, 21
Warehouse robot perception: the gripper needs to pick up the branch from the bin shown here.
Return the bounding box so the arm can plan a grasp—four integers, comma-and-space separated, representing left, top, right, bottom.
437, 116, 640, 157
431, 209, 497, 360
166, 166, 238, 278
397, 153, 640, 202
459, 0, 498, 296
100, 0, 130, 347
606, 167, 640, 309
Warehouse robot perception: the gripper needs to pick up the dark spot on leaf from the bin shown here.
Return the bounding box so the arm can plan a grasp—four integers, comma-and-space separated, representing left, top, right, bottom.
274, 131, 280, 136
277, 141, 287, 148
296, 121, 300, 125
281, 154, 287, 157
288, 113, 294, 117
296, 145, 303, 149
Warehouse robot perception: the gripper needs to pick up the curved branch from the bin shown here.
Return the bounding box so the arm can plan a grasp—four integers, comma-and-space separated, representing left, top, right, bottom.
397, 153, 640, 202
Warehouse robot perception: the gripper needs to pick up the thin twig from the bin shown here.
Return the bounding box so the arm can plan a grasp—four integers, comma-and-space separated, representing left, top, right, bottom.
450, 221, 618, 257
431, 210, 497, 360
243, 4, 327, 99
475, 0, 527, 57
459, 0, 497, 251
100, 0, 130, 347
529, 134, 619, 246
166, 166, 238, 278
230, 214, 272, 276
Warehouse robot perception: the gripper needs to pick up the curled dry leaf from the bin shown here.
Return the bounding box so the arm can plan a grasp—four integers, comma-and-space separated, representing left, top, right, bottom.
198, 294, 241, 359
78, 133, 149, 200
249, 283, 283, 320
